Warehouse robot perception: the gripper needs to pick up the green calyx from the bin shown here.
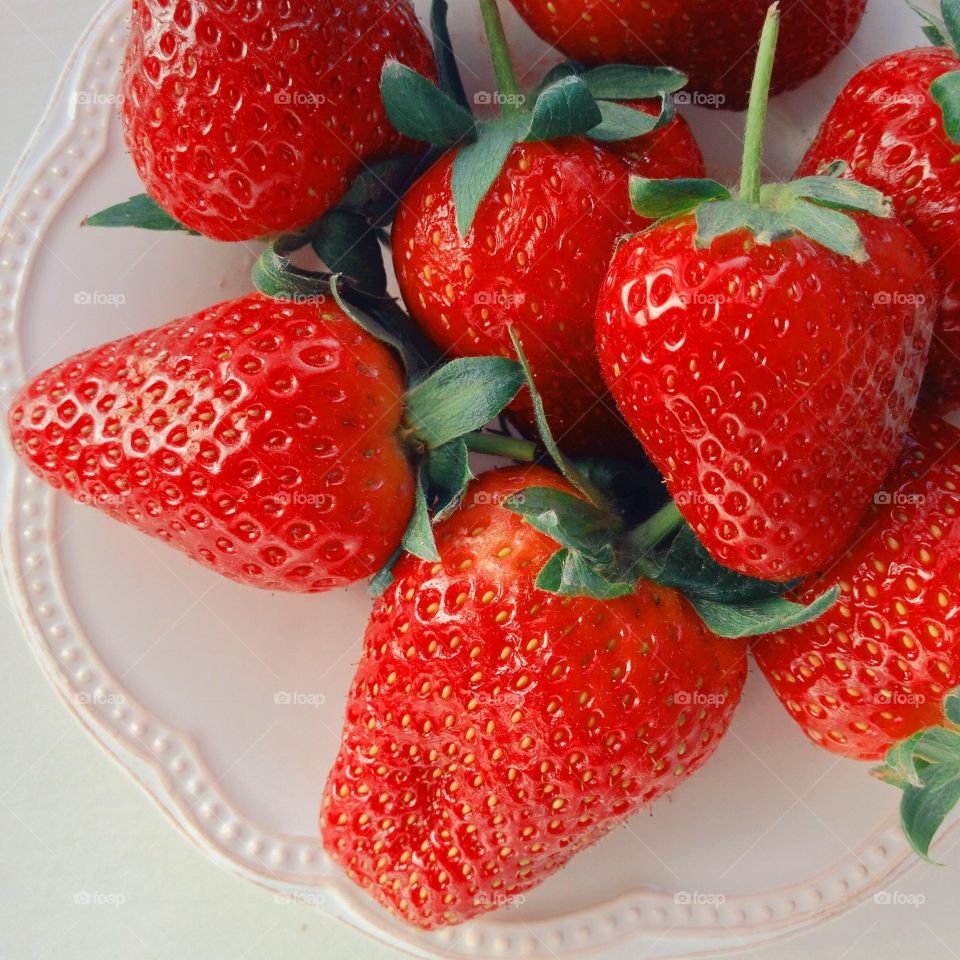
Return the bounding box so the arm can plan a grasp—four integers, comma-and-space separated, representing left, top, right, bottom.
503, 329, 838, 639
629, 4, 891, 262
874, 688, 960, 861
251, 245, 538, 584
380, 0, 687, 235
912, 0, 960, 141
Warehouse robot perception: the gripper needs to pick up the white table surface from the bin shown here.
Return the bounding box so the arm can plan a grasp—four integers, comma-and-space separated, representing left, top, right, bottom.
2, 1, 960, 957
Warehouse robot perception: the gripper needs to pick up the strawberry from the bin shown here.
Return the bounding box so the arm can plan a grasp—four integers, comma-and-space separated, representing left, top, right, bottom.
753, 414, 960, 762
796, 0, 960, 414
384, 0, 704, 457
596, 5, 937, 582
7, 277, 533, 593
753, 414, 960, 861
320, 465, 748, 928
120, 0, 436, 241
507, 0, 866, 110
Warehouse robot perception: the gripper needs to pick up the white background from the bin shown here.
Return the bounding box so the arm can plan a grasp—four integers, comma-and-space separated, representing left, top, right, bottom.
2, 1, 960, 958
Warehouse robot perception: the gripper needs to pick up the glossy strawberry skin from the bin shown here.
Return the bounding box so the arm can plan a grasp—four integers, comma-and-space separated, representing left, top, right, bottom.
753, 416, 960, 761
8, 294, 414, 592
121, 0, 436, 241
596, 215, 936, 581
391, 120, 704, 458
321, 466, 747, 929
507, 0, 866, 110
796, 47, 960, 413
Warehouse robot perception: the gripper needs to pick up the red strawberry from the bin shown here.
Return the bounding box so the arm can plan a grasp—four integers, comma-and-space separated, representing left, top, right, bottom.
393, 127, 703, 458
507, 0, 866, 110
753, 414, 960, 761
121, 0, 436, 241
8, 293, 416, 591
320, 465, 747, 928
796, 3, 960, 413
386, 3, 704, 457
7, 268, 538, 591
595, 5, 937, 581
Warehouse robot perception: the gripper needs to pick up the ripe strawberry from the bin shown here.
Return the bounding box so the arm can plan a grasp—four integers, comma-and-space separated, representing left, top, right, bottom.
121, 0, 436, 241
752, 414, 960, 762
596, 5, 937, 581
507, 0, 866, 110
385, 2, 704, 457
7, 287, 530, 593
321, 465, 747, 928
393, 129, 702, 458
796, 1, 960, 413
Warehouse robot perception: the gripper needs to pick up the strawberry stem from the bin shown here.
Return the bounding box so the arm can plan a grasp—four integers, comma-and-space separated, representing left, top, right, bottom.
739, 3, 780, 205
631, 501, 684, 555
478, 0, 523, 117
463, 431, 538, 461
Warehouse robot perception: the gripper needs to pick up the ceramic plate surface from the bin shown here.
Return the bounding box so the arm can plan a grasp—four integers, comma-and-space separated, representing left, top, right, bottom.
0, 1, 954, 957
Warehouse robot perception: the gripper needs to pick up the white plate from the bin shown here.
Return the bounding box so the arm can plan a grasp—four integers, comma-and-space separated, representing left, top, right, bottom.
0, 1, 953, 957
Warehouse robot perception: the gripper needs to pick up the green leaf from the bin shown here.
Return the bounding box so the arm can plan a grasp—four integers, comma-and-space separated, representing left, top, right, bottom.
909, 2, 949, 46
900, 759, 960, 861
630, 177, 731, 221
912, 726, 960, 766
695, 199, 793, 248
582, 63, 688, 100
780, 175, 891, 216
503, 486, 617, 562
401, 466, 440, 562
84, 193, 197, 233
884, 732, 927, 789
430, 0, 471, 113
404, 355, 525, 448
337, 156, 419, 223
588, 99, 669, 142
945, 687, 960, 726
942, 0, 960, 52
381, 60, 476, 146
426, 438, 472, 521
523, 74, 602, 142
931, 69, 960, 142
507, 327, 606, 505
688, 586, 840, 640
536, 548, 636, 600
369, 546, 403, 597
657, 525, 796, 603
311, 209, 387, 295
451, 118, 523, 235
780, 199, 867, 262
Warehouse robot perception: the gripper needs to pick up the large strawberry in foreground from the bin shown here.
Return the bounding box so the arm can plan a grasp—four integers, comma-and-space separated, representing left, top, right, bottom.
8, 282, 530, 593
321, 466, 748, 928
754, 414, 960, 861
596, 6, 937, 582
120, 0, 436, 241
385, 0, 704, 457
507, 0, 866, 110
796, 0, 960, 414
